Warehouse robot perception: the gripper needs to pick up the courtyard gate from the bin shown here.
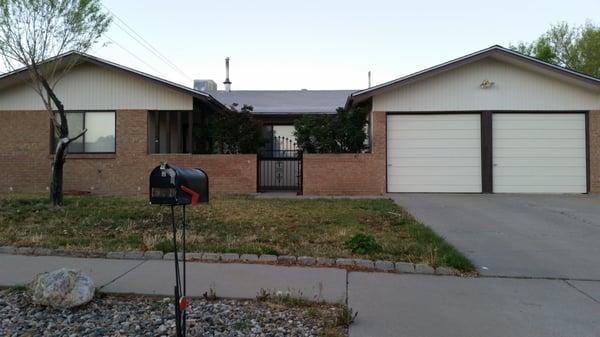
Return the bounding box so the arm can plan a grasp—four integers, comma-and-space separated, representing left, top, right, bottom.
257, 136, 303, 194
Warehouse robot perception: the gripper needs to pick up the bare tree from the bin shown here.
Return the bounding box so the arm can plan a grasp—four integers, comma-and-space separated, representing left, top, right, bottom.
0, 0, 111, 205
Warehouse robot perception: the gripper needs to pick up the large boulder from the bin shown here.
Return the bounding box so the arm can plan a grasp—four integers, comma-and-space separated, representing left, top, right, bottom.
29, 268, 95, 309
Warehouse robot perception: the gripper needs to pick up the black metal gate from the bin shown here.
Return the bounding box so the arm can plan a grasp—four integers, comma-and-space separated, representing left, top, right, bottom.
257, 136, 303, 194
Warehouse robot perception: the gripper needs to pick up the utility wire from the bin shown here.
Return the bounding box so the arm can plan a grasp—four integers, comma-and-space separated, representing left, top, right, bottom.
103, 4, 193, 82
105, 36, 166, 77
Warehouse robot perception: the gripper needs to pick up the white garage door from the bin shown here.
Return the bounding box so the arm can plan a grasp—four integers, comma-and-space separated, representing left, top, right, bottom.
493, 113, 587, 193
387, 114, 482, 192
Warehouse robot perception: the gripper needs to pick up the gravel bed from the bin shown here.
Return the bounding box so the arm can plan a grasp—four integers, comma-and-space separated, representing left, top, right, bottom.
0, 289, 345, 337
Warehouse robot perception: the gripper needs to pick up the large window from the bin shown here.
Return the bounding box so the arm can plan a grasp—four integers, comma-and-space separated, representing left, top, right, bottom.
53, 111, 115, 153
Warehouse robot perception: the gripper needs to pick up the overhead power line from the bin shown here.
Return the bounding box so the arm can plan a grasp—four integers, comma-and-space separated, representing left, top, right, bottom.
105, 36, 165, 77
102, 4, 193, 82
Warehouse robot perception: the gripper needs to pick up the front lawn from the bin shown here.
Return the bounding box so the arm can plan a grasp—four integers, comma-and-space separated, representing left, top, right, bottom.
0, 194, 474, 272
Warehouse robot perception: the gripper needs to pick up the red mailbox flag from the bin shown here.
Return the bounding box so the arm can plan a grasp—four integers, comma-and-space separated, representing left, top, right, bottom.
180, 185, 199, 205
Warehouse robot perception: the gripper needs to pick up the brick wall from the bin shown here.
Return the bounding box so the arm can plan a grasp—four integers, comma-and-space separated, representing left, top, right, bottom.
302, 111, 386, 195
0, 110, 256, 195
590, 110, 600, 193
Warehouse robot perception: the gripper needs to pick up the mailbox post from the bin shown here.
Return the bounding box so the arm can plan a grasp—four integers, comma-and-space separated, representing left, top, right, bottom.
149, 163, 209, 337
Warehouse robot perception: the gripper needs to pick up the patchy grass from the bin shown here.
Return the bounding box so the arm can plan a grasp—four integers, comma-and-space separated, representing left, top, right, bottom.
256, 289, 348, 337
0, 194, 474, 271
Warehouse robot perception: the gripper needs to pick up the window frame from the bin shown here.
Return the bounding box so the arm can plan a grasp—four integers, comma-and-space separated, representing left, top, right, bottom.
50, 110, 117, 154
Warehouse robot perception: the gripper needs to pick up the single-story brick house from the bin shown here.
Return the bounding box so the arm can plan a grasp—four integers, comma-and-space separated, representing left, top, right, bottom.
1, 45, 599, 195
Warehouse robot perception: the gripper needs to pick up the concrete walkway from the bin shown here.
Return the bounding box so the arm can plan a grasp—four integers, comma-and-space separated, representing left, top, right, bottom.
2, 254, 600, 336
0, 254, 346, 303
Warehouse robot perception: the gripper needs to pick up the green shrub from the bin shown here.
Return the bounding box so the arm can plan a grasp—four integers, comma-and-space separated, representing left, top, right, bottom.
344, 233, 382, 255
294, 103, 369, 153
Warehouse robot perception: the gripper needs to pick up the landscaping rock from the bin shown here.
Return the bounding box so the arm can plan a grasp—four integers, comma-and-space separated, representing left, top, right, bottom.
415, 263, 435, 274
16, 247, 34, 255
106, 251, 124, 259
298, 256, 316, 265
202, 253, 220, 261
395, 262, 415, 273
258, 254, 278, 262
435, 266, 457, 276
354, 259, 374, 269
374, 260, 395, 271
123, 251, 144, 260
186, 252, 203, 261
51, 249, 71, 256
163, 252, 183, 260
335, 258, 354, 267
29, 268, 95, 309
1, 290, 340, 337
33, 248, 53, 256
278, 255, 297, 263
143, 251, 163, 260
0, 246, 16, 254
221, 253, 240, 261
316, 257, 335, 265
240, 254, 259, 262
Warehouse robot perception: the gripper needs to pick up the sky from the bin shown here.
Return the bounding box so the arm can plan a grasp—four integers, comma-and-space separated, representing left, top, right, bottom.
88, 0, 599, 90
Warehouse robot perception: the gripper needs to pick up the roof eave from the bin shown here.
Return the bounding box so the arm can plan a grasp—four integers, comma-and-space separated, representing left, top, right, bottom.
0, 50, 231, 111
348, 45, 600, 104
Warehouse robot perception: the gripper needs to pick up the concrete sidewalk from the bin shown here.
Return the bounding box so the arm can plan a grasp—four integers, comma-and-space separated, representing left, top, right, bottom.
2, 254, 600, 336
0, 254, 346, 303
349, 272, 600, 337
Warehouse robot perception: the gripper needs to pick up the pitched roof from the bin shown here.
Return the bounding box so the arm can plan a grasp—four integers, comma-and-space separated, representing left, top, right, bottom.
346, 45, 600, 108
211, 90, 355, 114
0, 51, 229, 111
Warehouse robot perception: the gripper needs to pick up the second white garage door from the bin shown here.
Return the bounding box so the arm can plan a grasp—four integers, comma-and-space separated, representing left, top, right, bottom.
493, 113, 587, 193
387, 114, 482, 192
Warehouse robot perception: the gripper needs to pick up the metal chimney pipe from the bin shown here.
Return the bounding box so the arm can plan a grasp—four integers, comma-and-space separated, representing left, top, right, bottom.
223, 57, 232, 92
368, 70, 371, 88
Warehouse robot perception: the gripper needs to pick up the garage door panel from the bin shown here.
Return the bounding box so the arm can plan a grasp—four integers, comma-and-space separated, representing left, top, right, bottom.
494, 166, 586, 176
494, 129, 585, 139
492, 157, 585, 167
493, 184, 587, 193
388, 156, 480, 166
493, 113, 586, 193
493, 119, 584, 130
389, 166, 482, 175
387, 114, 481, 193
494, 147, 586, 157
387, 138, 480, 148
387, 129, 481, 139
493, 138, 585, 148
387, 183, 482, 193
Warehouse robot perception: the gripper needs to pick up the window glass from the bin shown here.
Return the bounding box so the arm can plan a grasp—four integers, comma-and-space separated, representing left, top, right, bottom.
66, 113, 84, 153
84, 112, 115, 152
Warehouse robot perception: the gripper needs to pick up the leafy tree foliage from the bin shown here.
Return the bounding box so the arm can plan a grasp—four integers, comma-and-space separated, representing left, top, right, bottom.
510, 22, 600, 77
193, 104, 265, 154
294, 104, 368, 153
0, 0, 111, 206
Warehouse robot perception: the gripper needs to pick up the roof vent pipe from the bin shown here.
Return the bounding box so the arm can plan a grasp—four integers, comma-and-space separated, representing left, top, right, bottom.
223, 57, 232, 92
368, 70, 371, 88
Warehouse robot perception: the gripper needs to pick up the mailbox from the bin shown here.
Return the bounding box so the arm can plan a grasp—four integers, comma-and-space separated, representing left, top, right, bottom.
149, 163, 209, 205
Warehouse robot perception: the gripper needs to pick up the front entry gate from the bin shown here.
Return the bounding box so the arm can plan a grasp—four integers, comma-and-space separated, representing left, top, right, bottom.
257, 136, 303, 194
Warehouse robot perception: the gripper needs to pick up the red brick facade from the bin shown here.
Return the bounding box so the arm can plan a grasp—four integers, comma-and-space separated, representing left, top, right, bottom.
1, 109, 598, 196
0, 110, 256, 195
302, 111, 386, 195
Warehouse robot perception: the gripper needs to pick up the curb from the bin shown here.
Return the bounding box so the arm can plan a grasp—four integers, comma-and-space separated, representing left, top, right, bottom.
0, 245, 462, 276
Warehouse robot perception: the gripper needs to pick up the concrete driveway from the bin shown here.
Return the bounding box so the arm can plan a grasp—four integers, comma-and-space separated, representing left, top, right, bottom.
348, 194, 600, 337
389, 194, 600, 279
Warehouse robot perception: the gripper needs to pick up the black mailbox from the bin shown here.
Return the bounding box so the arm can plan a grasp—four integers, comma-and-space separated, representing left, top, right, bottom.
149, 163, 209, 205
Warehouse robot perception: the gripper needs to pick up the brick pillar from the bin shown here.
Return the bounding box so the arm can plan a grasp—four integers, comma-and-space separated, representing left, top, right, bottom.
371, 110, 387, 193
589, 110, 600, 192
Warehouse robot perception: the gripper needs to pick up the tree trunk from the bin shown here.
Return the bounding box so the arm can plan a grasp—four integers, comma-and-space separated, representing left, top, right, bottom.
40, 77, 69, 207
50, 139, 68, 206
